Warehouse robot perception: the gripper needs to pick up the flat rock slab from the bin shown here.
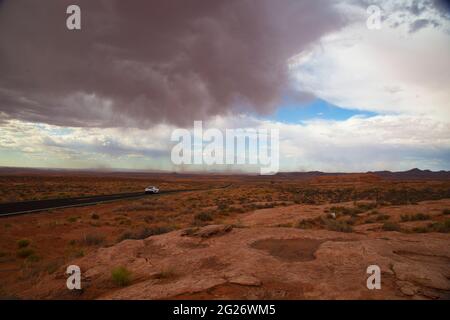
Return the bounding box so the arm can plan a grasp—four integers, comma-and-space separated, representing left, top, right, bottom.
250, 238, 323, 262
23, 225, 450, 300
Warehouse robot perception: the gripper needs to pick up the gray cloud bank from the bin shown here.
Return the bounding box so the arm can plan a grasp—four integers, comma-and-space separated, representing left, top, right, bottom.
0, 0, 346, 128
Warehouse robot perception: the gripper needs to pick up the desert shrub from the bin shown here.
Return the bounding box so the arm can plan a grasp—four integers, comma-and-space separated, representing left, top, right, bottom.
91, 213, 100, 220
382, 222, 401, 232
346, 217, 358, 226
111, 266, 132, 287
17, 239, 30, 248
17, 248, 35, 258
412, 226, 429, 233
415, 213, 430, 220
277, 223, 293, 228
67, 216, 79, 223
414, 213, 430, 220
113, 204, 152, 212
194, 212, 213, 222
118, 226, 173, 242
26, 254, 40, 262
400, 215, 409, 222
296, 219, 315, 229
134, 227, 164, 239
400, 213, 430, 222
375, 214, 390, 221
45, 261, 61, 274
72, 249, 85, 258
117, 218, 131, 226
118, 231, 136, 242
412, 220, 450, 233
328, 206, 345, 214
81, 233, 105, 246
217, 203, 230, 211
319, 217, 353, 232
428, 219, 450, 233
442, 209, 450, 215
0, 250, 6, 258
356, 202, 377, 212
238, 197, 249, 204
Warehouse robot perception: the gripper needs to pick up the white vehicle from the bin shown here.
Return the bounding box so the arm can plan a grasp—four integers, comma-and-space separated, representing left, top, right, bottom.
144, 186, 159, 194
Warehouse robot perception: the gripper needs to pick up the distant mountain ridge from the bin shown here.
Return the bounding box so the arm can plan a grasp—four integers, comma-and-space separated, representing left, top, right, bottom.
368, 168, 450, 180
276, 168, 450, 180
0, 167, 449, 180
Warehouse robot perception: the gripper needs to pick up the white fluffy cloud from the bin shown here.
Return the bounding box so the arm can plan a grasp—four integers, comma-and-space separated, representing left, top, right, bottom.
271, 115, 450, 171
0, 118, 174, 170
1, 114, 449, 172
290, 0, 450, 119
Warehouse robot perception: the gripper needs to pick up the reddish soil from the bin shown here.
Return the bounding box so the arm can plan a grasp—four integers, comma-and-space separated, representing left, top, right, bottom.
0, 172, 449, 300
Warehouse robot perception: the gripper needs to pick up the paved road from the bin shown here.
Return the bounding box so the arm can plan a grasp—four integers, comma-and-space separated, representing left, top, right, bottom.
0, 186, 228, 217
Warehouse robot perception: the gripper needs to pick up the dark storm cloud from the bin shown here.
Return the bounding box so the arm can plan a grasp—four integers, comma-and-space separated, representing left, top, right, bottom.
406, 0, 450, 26
432, 0, 450, 16
409, 18, 432, 32
410, 0, 427, 16
0, 0, 344, 128
407, 0, 450, 30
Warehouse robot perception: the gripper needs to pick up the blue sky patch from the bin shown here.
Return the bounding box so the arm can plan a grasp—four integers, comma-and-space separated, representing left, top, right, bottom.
267, 98, 378, 123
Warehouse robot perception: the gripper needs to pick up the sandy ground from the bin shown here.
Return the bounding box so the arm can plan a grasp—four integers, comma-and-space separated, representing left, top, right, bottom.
0, 174, 449, 300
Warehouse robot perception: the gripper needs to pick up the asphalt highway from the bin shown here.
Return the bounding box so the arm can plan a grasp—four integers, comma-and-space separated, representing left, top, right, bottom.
0, 186, 229, 217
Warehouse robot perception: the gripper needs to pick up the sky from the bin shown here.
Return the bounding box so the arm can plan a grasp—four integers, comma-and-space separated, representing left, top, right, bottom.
0, 0, 449, 173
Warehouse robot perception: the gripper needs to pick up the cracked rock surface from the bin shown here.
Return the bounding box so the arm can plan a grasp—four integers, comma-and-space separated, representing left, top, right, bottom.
25, 223, 450, 300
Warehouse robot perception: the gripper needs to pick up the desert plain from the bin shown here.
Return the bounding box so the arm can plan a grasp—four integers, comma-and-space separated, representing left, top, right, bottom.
0, 169, 449, 300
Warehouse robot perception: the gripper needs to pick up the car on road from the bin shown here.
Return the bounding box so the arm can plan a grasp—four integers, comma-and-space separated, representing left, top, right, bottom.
144, 186, 159, 194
